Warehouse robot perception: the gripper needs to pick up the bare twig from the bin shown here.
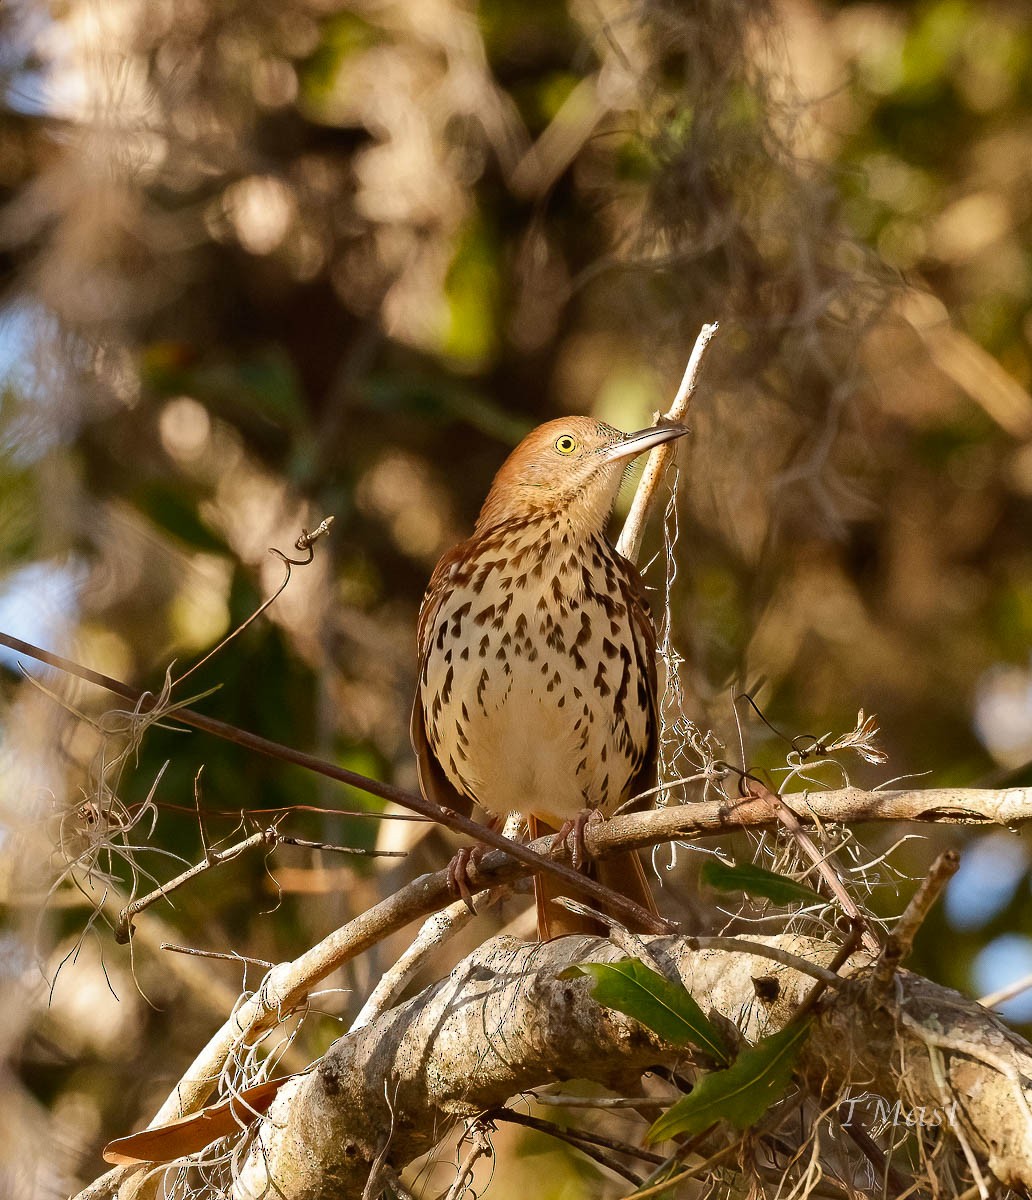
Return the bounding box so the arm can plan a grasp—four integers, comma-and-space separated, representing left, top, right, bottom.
525, 1092, 667, 1109
617, 322, 719, 563
794, 926, 864, 1021
0, 631, 672, 940
161, 945, 275, 969
741, 780, 881, 955
488, 1108, 649, 1183
115, 824, 406, 945
627, 1140, 743, 1200
350, 888, 510, 1031
836, 1105, 913, 1196
116, 828, 278, 944
684, 935, 846, 986
872, 849, 960, 992
443, 1121, 494, 1200
980, 972, 1032, 1011
293, 517, 335, 556
277, 836, 406, 858
176, 518, 333, 688
380, 1166, 418, 1200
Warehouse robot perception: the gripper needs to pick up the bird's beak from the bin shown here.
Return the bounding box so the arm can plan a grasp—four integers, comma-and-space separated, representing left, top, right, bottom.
602, 422, 690, 464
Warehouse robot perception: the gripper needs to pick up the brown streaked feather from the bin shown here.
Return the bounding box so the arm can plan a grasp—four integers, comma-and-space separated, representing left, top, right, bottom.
412, 538, 477, 818
410, 689, 473, 818
415, 537, 470, 664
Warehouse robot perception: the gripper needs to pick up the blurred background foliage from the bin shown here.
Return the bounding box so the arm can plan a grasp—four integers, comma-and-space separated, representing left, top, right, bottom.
1, 0, 1031, 1195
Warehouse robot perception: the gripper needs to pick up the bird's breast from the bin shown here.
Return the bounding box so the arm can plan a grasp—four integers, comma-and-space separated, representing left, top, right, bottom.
420, 526, 653, 822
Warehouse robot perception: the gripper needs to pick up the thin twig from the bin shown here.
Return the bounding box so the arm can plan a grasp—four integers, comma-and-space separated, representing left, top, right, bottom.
175, 518, 333, 688
381, 1166, 419, 1200
488, 1108, 648, 1184
836, 1104, 913, 1195
684, 935, 847, 987
160, 944, 275, 969
443, 1121, 494, 1200
494, 1106, 665, 1166
0, 631, 673, 939
277, 836, 406, 858
794, 927, 863, 1022
872, 850, 960, 992
980, 972, 1032, 1010
617, 322, 719, 563
350, 888, 509, 1031
525, 1092, 667, 1109
117, 826, 405, 945
115, 828, 278, 943
625, 1139, 742, 1200
743, 779, 881, 955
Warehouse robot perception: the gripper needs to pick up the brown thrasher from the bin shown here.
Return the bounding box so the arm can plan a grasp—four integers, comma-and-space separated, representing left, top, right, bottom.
412, 416, 688, 937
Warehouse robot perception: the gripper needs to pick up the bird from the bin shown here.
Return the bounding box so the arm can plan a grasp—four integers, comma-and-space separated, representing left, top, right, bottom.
411, 416, 688, 938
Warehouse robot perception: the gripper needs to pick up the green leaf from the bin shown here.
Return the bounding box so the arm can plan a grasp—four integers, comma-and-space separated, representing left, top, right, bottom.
564, 959, 730, 1065
647, 1021, 811, 1144
701, 860, 824, 907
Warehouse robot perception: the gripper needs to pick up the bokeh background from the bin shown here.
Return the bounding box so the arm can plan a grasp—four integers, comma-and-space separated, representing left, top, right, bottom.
1, 0, 1031, 1195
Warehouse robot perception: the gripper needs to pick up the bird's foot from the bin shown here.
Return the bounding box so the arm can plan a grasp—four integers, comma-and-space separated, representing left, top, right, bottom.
550, 809, 601, 872
446, 815, 502, 914
447, 845, 486, 914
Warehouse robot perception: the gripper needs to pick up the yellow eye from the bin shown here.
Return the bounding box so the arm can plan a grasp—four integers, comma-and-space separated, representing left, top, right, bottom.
554, 434, 578, 455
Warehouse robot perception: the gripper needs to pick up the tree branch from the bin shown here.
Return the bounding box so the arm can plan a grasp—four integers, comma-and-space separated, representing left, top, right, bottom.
208, 934, 1031, 1199
79, 926, 1032, 1200
0, 629, 673, 937
66, 775, 1032, 1200
594, 784, 1032, 850
617, 321, 718, 563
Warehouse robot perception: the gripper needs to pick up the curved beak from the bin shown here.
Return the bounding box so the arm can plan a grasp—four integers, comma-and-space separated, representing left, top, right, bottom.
602, 422, 690, 464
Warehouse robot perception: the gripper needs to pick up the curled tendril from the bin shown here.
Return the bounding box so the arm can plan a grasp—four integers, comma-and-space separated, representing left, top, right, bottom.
175, 516, 334, 688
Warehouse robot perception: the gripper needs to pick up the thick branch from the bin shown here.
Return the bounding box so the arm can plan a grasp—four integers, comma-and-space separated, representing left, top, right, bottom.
217, 934, 1032, 1199
73, 781, 1032, 1200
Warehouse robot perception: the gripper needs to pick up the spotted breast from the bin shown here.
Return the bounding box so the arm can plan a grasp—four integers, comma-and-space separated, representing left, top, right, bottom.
418, 514, 654, 824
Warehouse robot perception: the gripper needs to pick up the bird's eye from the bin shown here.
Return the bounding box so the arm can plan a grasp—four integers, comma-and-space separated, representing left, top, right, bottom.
554, 434, 578, 455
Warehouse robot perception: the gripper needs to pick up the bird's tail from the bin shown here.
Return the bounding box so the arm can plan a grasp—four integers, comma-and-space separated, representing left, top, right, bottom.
529, 814, 659, 939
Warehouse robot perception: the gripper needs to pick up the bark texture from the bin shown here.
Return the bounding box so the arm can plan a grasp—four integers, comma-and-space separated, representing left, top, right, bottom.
221, 932, 1032, 1200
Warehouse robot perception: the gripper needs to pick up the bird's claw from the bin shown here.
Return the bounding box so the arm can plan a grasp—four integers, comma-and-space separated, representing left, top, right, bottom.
550, 809, 600, 871
447, 845, 485, 914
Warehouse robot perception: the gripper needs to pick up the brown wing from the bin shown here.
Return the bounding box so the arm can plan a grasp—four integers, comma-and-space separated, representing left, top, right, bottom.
617, 553, 661, 804
410, 540, 474, 817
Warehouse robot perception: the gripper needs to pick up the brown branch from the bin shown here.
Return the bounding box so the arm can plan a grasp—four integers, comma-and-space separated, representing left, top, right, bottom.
115, 828, 276, 943
487, 1108, 655, 1183
589, 784, 1032, 848
0, 630, 672, 938
742, 780, 881, 955
872, 849, 960, 992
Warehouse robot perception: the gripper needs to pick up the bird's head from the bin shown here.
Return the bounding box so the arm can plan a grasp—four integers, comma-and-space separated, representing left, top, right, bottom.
474, 416, 688, 538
